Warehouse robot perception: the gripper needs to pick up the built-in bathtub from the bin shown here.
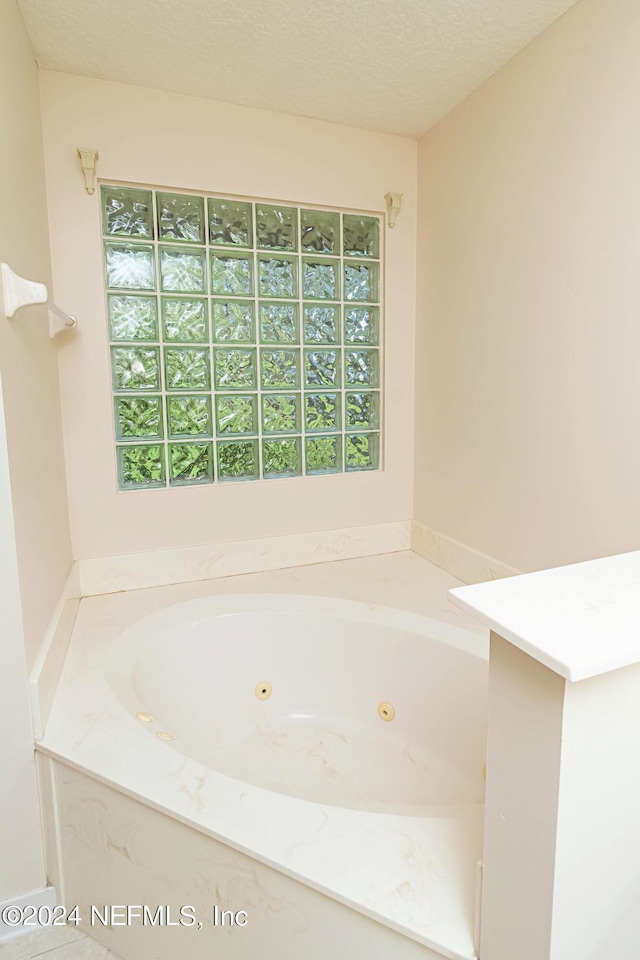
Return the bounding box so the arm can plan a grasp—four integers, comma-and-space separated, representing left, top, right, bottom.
37, 583, 488, 960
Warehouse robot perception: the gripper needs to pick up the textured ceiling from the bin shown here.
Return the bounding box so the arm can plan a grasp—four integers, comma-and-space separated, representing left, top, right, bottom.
19, 0, 578, 137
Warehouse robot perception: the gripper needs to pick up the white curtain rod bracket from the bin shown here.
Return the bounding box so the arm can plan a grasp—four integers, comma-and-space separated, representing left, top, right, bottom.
1, 263, 77, 339
384, 191, 403, 229
77, 147, 99, 195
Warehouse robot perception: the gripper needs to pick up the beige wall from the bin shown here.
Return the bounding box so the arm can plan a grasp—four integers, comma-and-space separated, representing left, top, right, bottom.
415, 0, 640, 573
0, 4, 72, 670
0, 0, 68, 898
40, 72, 417, 561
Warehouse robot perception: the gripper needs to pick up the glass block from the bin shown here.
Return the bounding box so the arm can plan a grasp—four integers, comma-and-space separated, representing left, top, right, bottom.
101, 186, 153, 238
114, 396, 163, 440
159, 246, 206, 293
262, 437, 302, 479
300, 209, 339, 255
344, 349, 379, 387
164, 347, 211, 390
306, 435, 342, 475
211, 253, 254, 296
257, 255, 297, 298
344, 260, 379, 302
345, 433, 380, 471
304, 392, 341, 433
161, 298, 208, 342
157, 193, 204, 244
259, 302, 298, 343
345, 391, 380, 431
166, 395, 212, 438
256, 204, 297, 251
169, 442, 213, 486
214, 348, 256, 391
208, 198, 253, 248
260, 349, 300, 389
304, 349, 340, 388
108, 295, 158, 341
215, 395, 257, 436
212, 300, 254, 342
105, 242, 155, 290
343, 215, 380, 258
344, 305, 379, 345
261, 394, 300, 434
117, 444, 165, 489
217, 439, 259, 481
111, 346, 160, 391
302, 257, 338, 300
303, 304, 339, 345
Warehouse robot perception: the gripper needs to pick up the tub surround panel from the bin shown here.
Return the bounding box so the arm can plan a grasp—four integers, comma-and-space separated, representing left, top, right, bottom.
411, 522, 521, 586
47, 761, 445, 960
29, 564, 81, 740
450, 549, 640, 681
77, 521, 411, 596
37, 553, 486, 960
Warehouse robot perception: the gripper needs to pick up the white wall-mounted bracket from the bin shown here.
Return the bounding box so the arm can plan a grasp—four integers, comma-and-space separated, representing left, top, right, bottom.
77, 148, 99, 195
1, 262, 77, 339
384, 191, 403, 229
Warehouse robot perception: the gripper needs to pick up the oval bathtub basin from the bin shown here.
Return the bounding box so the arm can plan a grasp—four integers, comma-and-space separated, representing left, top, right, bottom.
107, 594, 488, 815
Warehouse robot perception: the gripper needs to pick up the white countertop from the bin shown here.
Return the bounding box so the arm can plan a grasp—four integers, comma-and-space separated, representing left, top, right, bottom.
449, 549, 640, 682
39, 551, 487, 960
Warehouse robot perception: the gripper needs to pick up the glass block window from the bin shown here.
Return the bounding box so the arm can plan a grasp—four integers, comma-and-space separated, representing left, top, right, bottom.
102, 184, 382, 490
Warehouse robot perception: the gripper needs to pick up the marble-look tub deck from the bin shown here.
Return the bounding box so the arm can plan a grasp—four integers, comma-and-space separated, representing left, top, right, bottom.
37, 551, 488, 960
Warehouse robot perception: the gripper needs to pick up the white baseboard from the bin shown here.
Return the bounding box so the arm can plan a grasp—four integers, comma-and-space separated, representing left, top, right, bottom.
29, 566, 81, 741
411, 521, 521, 584
77, 521, 412, 597
0, 886, 58, 942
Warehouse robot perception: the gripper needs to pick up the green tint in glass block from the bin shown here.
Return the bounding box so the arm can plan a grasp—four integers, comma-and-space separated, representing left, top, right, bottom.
343, 215, 380, 258
302, 257, 338, 300
157, 193, 204, 244
161, 298, 208, 342
257, 255, 297, 298
344, 305, 379, 345
345, 349, 379, 387
101, 186, 153, 238
259, 302, 298, 343
344, 260, 379, 302
215, 395, 257, 436
169, 442, 213, 485
261, 394, 300, 434
212, 300, 254, 342
211, 253, 254, 296
208, 198, 253, 248
256, 204, 297, 251
300, 209, 339, 255
114, 396, 163, 440
262, 437, 301, 479
260, 349, 300, 389
345, 391, 380, 431
159, 246, 206, 293
303, 304, 339, 345
117, 444, 165, 489
345, 433, 380, 471
164, 347, 211, 390
306, 435, 342, 475
304, 392, 340, 433
304, 349, 340, 388
105, 242, 155, 290
166, 395, 212, 438
108, 296, 158, 341
111, 346, 160, 391
217, 439, 259, 481
214, 348, 256, 391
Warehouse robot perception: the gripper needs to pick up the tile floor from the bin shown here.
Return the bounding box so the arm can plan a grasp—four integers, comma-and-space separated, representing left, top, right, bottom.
0, 928, 120, 960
